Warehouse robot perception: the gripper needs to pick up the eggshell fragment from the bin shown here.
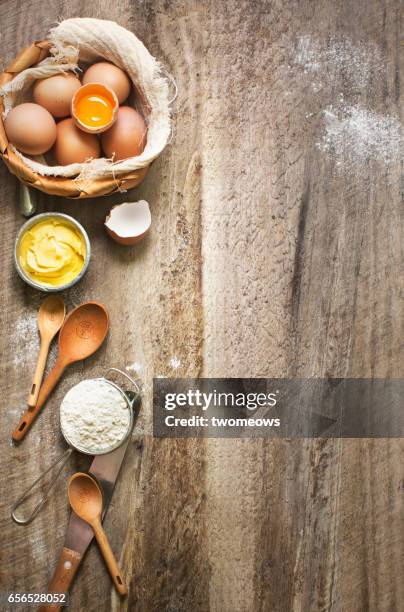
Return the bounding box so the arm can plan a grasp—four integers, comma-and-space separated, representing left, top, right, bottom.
101, 107, 147, 161
105, 200, 151, 245
4, 103, 57, 155
83, 62, 131, 104
33, 73, 81, 118
53, 118, 101, 165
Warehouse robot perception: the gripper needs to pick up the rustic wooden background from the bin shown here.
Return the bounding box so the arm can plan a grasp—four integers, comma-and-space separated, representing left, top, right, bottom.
0, 1, 402, 611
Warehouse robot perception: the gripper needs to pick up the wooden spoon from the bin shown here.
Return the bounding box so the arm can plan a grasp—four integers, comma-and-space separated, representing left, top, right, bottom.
68, 472, 128, 596
12, 302, 109, 442
27, 296, 66, 408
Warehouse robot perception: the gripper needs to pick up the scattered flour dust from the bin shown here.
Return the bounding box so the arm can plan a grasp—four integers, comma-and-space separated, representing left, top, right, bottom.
319, 104, 403, 168
126, 357, 181, 375
60, 379, 131, 453
295, 35, 383, 89
13, 311, 38, 366
293, 35, 403, 170
169, 356, 181, 369
126, 361, 143, 375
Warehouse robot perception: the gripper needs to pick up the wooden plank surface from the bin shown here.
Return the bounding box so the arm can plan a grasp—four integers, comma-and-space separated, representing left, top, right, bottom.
0, 1, 402, 611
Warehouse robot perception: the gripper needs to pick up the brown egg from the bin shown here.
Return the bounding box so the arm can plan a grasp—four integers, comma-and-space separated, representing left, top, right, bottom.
101, 107, 147, 161
53, 118, 101, 165
83, 62, 131, 104
4, 103, 57, 155
33, 73, 81, 118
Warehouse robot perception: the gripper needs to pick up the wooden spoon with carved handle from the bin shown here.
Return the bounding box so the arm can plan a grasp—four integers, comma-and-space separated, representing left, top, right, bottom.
27, 296, 66, 407
68, 472, 128, 596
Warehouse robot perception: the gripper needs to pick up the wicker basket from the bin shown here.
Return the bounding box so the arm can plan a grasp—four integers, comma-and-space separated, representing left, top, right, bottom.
0, 41, 149, 199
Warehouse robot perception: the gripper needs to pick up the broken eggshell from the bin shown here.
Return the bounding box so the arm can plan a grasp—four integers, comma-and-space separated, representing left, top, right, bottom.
105, 200, 151, 245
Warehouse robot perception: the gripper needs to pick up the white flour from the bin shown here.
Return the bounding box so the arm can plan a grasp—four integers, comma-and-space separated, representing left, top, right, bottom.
319, 104, 403, 167
126, 362, 143, 375
169, 356, 181, 369
13, 312, 38, 366
292, 36, 403, 171
60, 379, 130, 453
295, 36, 383, 90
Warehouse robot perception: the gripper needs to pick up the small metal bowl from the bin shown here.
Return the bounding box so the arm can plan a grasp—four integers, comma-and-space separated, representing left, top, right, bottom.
60, 377, 135, 456
14, 212, 91, 293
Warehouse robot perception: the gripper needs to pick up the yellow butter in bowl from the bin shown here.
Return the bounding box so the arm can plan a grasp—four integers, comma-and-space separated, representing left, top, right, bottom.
15, 214, 90, 291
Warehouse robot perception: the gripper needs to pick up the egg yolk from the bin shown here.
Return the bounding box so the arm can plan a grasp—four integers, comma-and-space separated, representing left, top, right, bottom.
75, 93, 114, 128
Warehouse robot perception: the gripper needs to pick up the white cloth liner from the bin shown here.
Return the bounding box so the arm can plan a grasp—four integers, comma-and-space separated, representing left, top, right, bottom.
0, 18, 172, 180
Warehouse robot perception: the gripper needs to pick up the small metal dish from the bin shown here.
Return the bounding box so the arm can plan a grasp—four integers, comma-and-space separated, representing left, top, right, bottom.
14, 212, 91, 293
61, 376, 135, 456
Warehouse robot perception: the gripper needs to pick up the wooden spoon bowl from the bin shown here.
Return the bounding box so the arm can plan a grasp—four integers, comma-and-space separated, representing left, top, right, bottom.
68, 472, 103, 520
59, 302, 109, 363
